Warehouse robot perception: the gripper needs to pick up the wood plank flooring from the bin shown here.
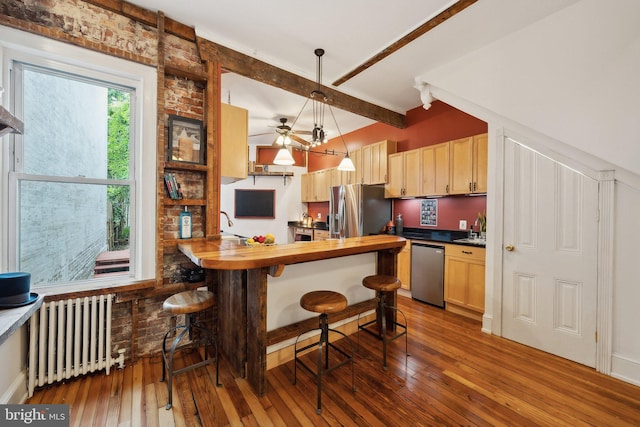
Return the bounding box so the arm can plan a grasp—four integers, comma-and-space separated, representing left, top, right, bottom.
27, 296, 640, 426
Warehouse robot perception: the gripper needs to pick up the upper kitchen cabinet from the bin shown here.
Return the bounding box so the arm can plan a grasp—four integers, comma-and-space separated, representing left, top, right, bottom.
360, 140, 397, 185
330, 167, 350, 188
301, 172, 313, 203
420, 142, 450, 196
220, 103, 248, 184
386, 149, 421, 198
472, 133, 488, 193
301, 169, 331, 202
350, 147, 363, 185
448, 133, 487, 195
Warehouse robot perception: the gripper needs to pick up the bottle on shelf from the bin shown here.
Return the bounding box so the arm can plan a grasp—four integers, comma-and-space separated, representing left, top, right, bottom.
179, 207, 192, 239
395, 214, 403, 235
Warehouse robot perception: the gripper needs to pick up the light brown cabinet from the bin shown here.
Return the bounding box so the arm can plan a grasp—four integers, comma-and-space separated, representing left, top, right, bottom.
350, 147, 363, 185
301, 173, 313, 203
359, 140, 397, 185
386, 149, 421, 198
220, 103, 248, 184
313, 229, 330, 241
444, 244, 485, 321
472, 133, 488, 193
301, 169, 331, 202
448, 136, 474, 194
448, 133, 487, 195
397, 240, 412, 291
420, 142, 450, 196
330, 167, 350, 188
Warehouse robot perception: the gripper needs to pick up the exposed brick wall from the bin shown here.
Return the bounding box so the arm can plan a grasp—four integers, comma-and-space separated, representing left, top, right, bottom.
1, 0, 211, 360
164, 75, 205, 120
0, 0, 157, 64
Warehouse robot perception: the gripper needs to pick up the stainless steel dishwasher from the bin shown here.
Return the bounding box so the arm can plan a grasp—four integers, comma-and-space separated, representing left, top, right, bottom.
410, 242, 445, 307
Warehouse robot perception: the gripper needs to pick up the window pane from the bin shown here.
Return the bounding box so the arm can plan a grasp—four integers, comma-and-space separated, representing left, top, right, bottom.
18, 180, 131, 286
22, 66, 130, 180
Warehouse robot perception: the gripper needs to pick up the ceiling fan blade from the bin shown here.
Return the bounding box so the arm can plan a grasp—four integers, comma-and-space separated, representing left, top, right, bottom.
290, 134, 310, 146
249, 132, 274, 137
293, 129, 312, 135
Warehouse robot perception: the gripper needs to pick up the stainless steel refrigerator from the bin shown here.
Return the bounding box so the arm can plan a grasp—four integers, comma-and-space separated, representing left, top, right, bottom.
329, 184, 391, 238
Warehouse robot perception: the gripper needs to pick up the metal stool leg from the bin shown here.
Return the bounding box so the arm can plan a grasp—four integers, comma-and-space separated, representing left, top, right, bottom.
161, 325, 190, 409
379, 291, 389, 369
160, 317, 220, 410
293, 313, 356, 414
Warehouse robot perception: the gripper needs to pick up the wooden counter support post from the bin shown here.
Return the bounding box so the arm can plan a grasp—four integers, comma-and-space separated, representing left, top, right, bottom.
246, 267, 268, 396
376, 246, 402, 330
216, 269, 246, 377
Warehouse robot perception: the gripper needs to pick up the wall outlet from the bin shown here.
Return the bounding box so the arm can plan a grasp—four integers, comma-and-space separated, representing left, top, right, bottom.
459, 220, 467, 230
317, 213, 321, 219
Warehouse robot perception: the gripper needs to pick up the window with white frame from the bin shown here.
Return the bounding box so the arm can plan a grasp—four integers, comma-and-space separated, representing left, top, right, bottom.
2, 27, 157, 291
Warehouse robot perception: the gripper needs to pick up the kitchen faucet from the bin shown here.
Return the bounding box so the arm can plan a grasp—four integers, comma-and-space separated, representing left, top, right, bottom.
220, 211, 233, 227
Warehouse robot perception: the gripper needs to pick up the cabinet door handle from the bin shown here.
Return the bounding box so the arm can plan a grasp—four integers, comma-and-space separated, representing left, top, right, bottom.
446, 184, 449, 193
469, 182, 472, 191
462, 250, 473, 255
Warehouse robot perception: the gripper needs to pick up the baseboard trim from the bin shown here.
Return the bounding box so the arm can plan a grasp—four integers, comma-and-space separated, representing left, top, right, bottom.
611, 353, 640, 387
0, 369, 28, 404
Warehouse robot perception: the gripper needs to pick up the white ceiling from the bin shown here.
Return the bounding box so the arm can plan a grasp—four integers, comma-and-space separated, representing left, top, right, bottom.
126, 0, 579, 146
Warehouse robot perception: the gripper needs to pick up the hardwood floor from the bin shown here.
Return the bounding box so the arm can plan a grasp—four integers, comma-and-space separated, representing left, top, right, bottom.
27, 296, 640, 426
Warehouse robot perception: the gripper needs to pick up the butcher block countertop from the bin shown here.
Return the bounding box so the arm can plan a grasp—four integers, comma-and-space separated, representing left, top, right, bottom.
178, 235, 407, 270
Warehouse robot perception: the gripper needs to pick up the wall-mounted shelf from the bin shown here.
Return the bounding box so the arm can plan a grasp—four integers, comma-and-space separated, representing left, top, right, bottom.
248, 171, 293, 185
164, 161, 208, 172
164, 198, 207, 206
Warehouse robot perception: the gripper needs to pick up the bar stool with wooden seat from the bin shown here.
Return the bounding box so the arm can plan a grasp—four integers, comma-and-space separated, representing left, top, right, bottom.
160, 289, 220, 410
293, 290, 356, 414
358, 275, 408, 369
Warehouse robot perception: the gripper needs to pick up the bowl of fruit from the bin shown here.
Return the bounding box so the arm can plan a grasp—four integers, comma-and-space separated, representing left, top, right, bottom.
245, 234, 276, 247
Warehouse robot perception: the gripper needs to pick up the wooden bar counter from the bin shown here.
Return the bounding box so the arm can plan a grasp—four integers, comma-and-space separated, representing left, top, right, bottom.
178, 235, 406, 396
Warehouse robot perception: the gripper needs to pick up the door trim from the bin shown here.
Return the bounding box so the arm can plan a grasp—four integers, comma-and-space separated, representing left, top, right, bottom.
489, 128, 614, 374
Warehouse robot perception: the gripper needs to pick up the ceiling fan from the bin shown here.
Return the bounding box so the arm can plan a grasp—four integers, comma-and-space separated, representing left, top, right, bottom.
249, 117, 311, 148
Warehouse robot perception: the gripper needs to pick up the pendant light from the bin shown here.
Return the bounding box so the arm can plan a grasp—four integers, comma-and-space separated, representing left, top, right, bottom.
289, 49, 355, 169
273, 146, 295, 165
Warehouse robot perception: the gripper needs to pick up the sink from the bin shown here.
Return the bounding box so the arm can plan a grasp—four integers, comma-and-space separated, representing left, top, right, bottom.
453, 238, 486, 245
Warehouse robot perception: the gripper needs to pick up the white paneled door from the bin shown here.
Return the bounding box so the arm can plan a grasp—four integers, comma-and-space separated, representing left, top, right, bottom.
502, 138, 598, 367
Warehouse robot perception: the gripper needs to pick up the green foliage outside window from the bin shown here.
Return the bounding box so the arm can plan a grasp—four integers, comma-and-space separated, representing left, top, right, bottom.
107, 89, 130, 247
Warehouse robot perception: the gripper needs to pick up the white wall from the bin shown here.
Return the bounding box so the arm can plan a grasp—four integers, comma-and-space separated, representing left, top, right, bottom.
416, 0, 640, 385
611, 182, 640, 385
220, 145, 307, 244
421, 0, 640, 178
0, 325, 27, 403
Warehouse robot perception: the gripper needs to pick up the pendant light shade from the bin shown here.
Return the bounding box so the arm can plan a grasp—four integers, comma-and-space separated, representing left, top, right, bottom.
273, 147, 295, 165
337, 153, 356, 171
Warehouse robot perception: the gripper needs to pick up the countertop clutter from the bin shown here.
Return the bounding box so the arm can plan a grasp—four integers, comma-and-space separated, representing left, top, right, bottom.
287, 220, 329, 230
396, 227, 486, 247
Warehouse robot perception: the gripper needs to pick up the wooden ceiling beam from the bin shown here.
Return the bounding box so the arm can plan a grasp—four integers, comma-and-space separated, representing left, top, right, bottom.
197, 37, 406, 129
332, 0, 478, 86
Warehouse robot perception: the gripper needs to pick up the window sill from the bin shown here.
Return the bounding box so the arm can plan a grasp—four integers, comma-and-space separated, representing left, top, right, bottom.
34, 278, 157, 302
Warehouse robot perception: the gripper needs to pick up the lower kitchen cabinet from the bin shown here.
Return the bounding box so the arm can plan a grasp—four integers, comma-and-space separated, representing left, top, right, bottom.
397, 240, 411, 291
313, 229, 330, 240
444, 244, 485, 321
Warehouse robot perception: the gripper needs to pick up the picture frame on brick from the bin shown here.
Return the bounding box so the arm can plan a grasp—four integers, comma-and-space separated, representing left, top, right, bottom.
168, 115, 205, 164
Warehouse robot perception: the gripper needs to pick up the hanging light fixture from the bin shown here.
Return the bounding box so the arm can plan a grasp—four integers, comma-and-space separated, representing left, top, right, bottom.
273, 146, 295, 165
289, 49, 355, 171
